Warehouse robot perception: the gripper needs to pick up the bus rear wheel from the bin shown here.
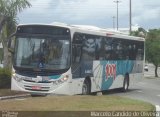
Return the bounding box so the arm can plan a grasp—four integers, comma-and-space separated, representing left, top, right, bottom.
82, 79, 91, 95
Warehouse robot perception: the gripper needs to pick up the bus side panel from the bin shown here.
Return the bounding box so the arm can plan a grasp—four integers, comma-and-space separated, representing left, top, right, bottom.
70, 78, 85, 95
92, 61, 103, 92
110, 60, 144, 89
99, 60, 134, 91
100, 61, 117, 91
11, 77, 26, 91
129, 60, 144, 86
109, 75, 124, 90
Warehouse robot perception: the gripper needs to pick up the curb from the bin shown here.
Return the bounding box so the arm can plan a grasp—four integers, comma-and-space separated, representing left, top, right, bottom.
0, 94, 30, 100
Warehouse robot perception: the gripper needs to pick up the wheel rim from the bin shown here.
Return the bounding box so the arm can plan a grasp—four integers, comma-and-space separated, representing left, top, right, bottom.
82, 83, 88, 95
124, 80, 128, 90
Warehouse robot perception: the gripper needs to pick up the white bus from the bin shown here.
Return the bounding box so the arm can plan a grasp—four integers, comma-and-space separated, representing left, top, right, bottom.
8, 23, 145, 95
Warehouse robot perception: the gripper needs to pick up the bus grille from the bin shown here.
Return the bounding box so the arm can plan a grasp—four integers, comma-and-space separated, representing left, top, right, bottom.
24, 85, 50, 92
23, 79, 52, 83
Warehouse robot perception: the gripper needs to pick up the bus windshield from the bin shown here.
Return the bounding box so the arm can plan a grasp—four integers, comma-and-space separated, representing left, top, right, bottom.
14, 36, 70, 71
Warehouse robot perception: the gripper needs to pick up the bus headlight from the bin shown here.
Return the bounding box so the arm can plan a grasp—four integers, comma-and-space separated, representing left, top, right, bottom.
52, 75, 69, 85
60, 75, 69, 82
12, 73, 22, 82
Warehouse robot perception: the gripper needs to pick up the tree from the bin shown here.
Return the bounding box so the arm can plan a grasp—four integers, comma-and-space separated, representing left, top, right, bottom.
130, 27, 147, 38
0, 0, 31, 69
146, 29, 160, 77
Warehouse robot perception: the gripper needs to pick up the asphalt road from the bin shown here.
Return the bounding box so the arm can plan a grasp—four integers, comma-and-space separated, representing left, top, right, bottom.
106, 64, 160, 106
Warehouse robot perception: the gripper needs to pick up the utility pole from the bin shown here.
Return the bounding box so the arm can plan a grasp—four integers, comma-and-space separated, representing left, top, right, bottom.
112, 16, 116, 30
114, 0, 121, 31
129, 0, 132, 35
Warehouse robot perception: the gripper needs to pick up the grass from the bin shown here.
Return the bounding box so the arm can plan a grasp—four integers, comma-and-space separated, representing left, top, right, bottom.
0, 95, 155, 117
0, 89, 28, 96
0, 95, 155, 111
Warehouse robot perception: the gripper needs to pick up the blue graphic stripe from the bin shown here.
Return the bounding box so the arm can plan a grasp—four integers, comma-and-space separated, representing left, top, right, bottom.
100, 60, 134, 90
49, 75, 61, 79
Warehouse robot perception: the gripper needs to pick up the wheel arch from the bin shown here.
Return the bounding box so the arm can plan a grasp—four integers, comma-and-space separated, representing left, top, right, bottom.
84, 76, 91, 94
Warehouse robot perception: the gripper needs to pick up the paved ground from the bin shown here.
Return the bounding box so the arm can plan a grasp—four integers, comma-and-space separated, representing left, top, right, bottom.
106, 77, 160, 105
105, 64, 160, 106
144, 63, 160, 77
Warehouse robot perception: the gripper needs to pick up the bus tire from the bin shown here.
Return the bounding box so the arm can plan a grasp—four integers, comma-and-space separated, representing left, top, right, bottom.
31, 93, 47, 97
122, 74, 129, 92
82, 79, 91, 95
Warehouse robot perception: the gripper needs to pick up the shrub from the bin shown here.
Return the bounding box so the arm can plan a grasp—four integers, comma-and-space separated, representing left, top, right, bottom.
0, 68, 11, 88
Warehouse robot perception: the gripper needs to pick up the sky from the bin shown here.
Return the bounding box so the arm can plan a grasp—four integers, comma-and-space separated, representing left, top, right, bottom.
18, 0, 160, 30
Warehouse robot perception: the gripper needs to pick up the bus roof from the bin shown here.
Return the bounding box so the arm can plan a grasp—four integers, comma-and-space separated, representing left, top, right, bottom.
70, 24, 145, 42
18, 22, 145, 41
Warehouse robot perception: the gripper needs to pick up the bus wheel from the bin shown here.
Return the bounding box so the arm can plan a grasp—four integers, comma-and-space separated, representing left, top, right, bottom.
82, 79, 90, 95
122, 75, 129, 92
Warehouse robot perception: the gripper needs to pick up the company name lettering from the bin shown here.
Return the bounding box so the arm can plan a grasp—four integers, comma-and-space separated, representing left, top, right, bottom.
106, 64, 116, 80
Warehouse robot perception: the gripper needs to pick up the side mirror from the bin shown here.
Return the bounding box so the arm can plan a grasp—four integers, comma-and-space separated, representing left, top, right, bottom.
8, 33, 16, 54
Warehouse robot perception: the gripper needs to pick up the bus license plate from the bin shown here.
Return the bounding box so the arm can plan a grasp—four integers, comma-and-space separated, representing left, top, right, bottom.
32, 86, 41, 90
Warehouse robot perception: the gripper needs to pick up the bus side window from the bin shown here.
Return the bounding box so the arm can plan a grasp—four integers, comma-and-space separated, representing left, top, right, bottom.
116, 40, 123, 60
82, 35, 96, 61
72, 44, 82, 63
95, 37, 104, 60
129, 43, 136, 60
104, 38, 112, 60
136, 42, 144, 60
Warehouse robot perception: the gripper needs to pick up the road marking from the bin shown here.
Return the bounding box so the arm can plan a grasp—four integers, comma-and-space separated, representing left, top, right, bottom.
157, 95, 160, 97
15, 98, 26, 101
138, 82, 147, 85
137, 91, 143, 93
156, 105, 160, 117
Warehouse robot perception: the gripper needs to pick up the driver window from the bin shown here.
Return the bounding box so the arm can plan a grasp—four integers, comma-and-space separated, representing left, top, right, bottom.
72, 33, 82, 63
